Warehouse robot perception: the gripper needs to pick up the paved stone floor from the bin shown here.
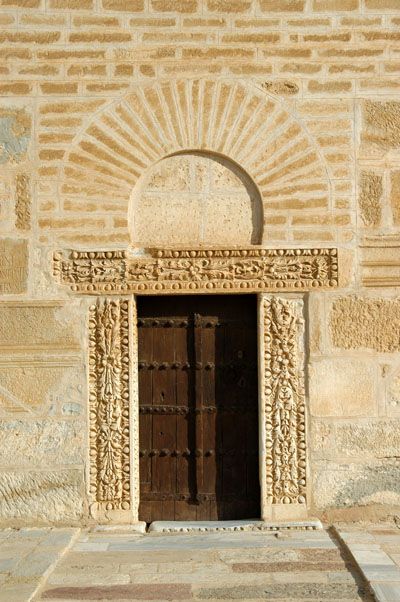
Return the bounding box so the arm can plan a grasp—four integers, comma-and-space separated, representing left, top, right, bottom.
0, 527, 79, 602
337, 525, 400, 602
35, 528, 370, 602
3, 525, 400, 601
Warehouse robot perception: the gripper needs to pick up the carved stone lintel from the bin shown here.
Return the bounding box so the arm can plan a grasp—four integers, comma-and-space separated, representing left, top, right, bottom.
88, 298, 132, 518
54, 247, 338, 294
261, 295, 306, 510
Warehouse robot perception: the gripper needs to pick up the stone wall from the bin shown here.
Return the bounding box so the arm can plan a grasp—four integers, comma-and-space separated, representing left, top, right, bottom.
1, 0, 400, 525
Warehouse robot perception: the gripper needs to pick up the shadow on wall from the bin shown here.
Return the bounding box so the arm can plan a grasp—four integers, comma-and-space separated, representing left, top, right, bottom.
129, 151, 264, 248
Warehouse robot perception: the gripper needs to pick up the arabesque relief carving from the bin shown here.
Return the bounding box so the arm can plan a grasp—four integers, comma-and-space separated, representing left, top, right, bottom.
54, 247, 338, 294
88, 299, 131, 516
263, 296, 306, 506
87, 293, 308, 518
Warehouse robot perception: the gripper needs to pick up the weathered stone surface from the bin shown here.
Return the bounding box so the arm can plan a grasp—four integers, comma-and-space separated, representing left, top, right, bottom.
0, 364, 84, 414
359, 171, 382, 227
196, 583, 364, 599
15, 173, 31, 231
232, 560, 346, 571
0, 420, 84, 467
42, 584, 192, 600
309, 359, 377, 417
362, 101, 400, 152
132, 153, 262, 247
310, 419, 400, 458
262, 80, 299, 95
387, 371, 400, 413
0, 239, 28, 295
330, 296, 400, 352
0, 470, 83, 523
391, 170, 400, 226
0, 107, 31, 164
313, 461, 400, 509
0, 303, 81, 350
308, 294, 324, 354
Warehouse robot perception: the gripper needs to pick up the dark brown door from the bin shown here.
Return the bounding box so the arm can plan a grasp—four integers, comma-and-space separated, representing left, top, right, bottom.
138, 295, 260, 522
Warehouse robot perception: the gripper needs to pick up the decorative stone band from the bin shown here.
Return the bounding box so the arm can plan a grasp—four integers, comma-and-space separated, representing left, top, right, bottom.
54, 247, 338, 294
260, 296, 306, 513
88, 299, 132, 519
360, 237, 400, 288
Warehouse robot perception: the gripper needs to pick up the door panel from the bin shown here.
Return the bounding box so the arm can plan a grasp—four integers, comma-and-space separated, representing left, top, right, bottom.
138, 295, 260, 522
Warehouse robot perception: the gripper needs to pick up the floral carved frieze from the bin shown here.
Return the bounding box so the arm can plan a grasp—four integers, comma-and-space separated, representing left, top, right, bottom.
88, 299, 131, 515
54, 248, 338, 294
262, 296, 306, 506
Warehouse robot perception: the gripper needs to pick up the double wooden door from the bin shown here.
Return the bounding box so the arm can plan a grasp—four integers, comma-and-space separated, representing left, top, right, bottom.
138, 295, 260, 522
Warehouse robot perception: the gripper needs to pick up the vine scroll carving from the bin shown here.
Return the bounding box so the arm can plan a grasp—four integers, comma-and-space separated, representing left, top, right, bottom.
84, 261, 317, 521
261, 295, 306, 515
88, 298, 134, 520
54, 247, 338, 294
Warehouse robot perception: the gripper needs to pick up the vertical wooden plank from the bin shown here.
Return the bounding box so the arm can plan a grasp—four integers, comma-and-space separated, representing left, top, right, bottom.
175, 317, 197, 520
245, 321, 259, 517
138, 318, 153, 523
201, 318, 218, 520
152, 325, 176, 519
221, 320, 239, 518
193, 313, 204, 508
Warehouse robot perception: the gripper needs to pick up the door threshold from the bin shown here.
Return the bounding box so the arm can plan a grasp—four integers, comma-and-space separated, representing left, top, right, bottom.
148, 519, 323, 533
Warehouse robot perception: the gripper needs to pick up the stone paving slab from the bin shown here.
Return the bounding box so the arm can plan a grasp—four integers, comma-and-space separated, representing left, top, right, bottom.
194, 583, 367, 599
41, 584, 193, 600
37, 528, 371, 601
0, 528, 79, 602
370, 582, 400, 602
335, 524, 400, 602
0, 526, 387, 601
104, 532, 337, 552
148, 519, 323, 533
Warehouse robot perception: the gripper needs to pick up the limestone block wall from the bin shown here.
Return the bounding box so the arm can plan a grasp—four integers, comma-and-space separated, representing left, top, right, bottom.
0, 0, 400, 525
308, 293, 400, 521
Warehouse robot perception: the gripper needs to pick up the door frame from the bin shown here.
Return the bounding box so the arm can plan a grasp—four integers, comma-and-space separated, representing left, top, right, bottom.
87, 291, 308, 524
54, 246, 338, 524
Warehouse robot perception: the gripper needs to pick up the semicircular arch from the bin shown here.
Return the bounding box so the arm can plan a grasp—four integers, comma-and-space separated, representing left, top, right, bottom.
60, 78, 331, 246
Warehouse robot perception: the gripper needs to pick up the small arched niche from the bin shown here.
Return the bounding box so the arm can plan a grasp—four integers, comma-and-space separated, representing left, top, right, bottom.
129, 152, 263, 248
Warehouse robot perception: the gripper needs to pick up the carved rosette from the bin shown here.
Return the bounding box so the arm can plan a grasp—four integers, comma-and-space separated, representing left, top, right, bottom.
54, 248, 338, 294
262, 296, 306, 505
88, 299, 131, 514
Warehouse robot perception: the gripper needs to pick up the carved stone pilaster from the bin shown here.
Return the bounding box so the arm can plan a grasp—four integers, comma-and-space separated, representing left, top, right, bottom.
88, 298, 134, 521
129, 297, 139, 521
259, 295, 307, 520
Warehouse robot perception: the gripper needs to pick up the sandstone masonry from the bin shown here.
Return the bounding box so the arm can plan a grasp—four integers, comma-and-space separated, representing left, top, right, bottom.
0, 0, 400, 526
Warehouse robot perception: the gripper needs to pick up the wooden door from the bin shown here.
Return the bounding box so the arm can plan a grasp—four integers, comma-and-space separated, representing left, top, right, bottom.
138, 295, 260, 522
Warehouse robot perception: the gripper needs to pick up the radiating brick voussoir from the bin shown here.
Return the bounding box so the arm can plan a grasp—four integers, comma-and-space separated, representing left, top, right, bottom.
60, 78, 331, 234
